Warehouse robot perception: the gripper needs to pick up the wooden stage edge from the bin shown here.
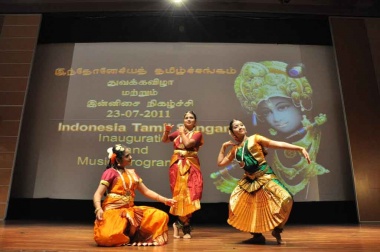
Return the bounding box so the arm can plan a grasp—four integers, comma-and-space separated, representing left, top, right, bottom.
0, 221, 379, 251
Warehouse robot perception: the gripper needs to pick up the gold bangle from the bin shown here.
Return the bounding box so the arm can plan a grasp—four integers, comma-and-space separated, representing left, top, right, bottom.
94, 207, 102, 214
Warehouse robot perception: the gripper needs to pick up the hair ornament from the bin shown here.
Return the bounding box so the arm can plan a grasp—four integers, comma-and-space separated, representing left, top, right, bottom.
107, 147, 113, 158
287, 63, 305, 78
110, 153, 116, 165
114, 144, 125, 152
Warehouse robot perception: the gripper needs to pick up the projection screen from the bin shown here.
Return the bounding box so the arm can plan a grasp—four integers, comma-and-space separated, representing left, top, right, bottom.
12, 42, 354, 203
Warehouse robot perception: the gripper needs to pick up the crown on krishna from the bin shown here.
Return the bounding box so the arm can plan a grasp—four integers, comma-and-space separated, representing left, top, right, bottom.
234, 61, 313, 125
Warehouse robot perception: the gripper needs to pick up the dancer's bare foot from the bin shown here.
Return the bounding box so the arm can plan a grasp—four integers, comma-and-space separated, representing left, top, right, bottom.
173, 222, 181, 238
182, 225, 192, 239
242, 233, 266, 244
183, 233, 191, 239
272, 228, 283, 245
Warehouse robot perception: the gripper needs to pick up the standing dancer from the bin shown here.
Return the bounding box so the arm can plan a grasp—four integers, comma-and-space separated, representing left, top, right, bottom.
162, 111, 204, 239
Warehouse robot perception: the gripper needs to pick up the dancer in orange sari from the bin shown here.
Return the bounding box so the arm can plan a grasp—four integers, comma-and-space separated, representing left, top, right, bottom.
93, 144, 176, 247
217, 119, 310, 245
162, 111, 204, 239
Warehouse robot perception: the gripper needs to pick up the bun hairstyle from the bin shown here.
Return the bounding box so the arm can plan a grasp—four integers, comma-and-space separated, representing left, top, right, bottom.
106, 144, 127, 169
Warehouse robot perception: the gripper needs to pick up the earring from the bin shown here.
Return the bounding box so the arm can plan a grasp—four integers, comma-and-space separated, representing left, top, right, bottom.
269, 128, 277, 136
252, 112, 257, 126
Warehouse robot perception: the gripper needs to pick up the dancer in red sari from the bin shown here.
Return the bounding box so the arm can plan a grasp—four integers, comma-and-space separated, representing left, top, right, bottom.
161, 111, 204, 239
93, 144, 176, 247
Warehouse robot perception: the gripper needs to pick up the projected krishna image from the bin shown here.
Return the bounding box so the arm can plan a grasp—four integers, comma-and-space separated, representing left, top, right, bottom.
211, 61, 329, 200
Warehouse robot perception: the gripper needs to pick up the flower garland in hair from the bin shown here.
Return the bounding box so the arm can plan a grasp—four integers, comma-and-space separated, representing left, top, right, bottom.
107, 147, 116, 165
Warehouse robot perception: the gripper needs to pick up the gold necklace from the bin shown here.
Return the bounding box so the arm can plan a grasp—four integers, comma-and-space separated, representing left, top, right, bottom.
114, 168, 132, 196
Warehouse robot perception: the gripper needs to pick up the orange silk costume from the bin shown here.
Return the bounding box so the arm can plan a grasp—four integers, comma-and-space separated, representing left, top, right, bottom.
227, 134, 293, 233
94, 168, 169, 246
168, 130, 204, 217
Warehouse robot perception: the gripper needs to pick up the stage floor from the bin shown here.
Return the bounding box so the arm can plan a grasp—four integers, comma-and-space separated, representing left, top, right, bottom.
0, 221, 379, 251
